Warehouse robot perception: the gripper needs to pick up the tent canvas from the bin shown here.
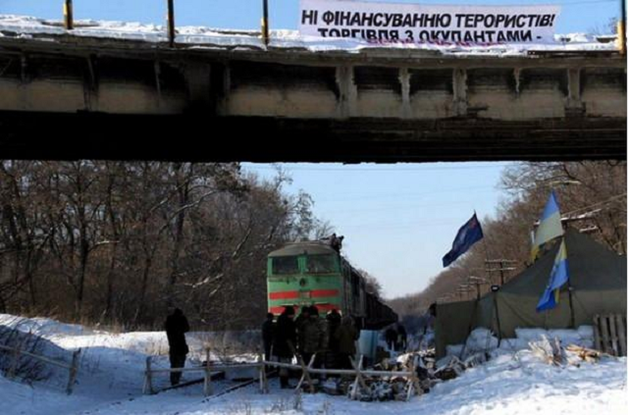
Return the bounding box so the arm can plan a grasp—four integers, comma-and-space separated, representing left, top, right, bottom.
435, 228, 627, 357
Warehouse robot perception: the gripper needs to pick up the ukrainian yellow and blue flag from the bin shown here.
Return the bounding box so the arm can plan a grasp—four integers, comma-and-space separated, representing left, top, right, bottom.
536, 239, 570, 311
531, 191, 564, 261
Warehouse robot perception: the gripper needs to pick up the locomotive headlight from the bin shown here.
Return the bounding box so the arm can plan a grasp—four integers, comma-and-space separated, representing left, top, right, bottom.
299, 278, 307, 287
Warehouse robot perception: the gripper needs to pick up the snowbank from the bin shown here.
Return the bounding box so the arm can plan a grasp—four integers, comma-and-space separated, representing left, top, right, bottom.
0, 14, 619, 57
1, 315, 626, 415
447, 326, 597, 358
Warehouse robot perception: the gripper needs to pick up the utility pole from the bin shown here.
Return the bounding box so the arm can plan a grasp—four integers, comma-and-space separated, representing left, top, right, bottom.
167, 0, 176, 48
63, 0, 73, 30
620, 0, 626, 55
262, 0, 270, 47
484, 259, 517, 285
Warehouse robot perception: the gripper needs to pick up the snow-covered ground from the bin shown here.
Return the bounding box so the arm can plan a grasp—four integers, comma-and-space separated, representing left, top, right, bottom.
0, 14, 618, 56
0, 314, 626, 415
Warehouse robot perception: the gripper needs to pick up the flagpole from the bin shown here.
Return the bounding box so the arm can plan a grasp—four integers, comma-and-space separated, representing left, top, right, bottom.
565, 236, 576, 328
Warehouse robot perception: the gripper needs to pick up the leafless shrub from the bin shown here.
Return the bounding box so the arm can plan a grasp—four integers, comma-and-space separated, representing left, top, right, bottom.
0, 317, 51, 383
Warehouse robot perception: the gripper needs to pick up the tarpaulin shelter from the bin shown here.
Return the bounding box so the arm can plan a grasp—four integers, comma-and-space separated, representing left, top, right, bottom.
435, 228, 627, 357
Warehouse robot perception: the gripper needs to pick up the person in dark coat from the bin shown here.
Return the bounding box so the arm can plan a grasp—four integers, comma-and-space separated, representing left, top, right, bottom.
334, 315, 359, 370
164, 308, 190, 386
273, 306, 296, 388
295, 306, 310, 354
326, 309, 341, 368
397, 324, 408, 351
385, 326, 398, 351
261, 312, 275, 362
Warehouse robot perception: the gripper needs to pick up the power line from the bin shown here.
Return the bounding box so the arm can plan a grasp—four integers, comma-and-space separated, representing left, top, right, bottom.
243, 163, 511, 173
314, 186, 496, 203
562, 193, 627, 216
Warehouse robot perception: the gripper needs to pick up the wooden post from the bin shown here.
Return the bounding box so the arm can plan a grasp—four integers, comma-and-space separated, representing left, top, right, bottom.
7, 345, 20, 379
258, 351, 268, 394
203, 348, 212, 396
295, 354, 316, 392
619, 0, 626, 55
261, 0, 270, 47
593, 315, 601, 351
349, 355, 367, 400
143, 356, 154, 395
167, 0, 176, 48
66, 349, 81, 395
63, 0, 74, 30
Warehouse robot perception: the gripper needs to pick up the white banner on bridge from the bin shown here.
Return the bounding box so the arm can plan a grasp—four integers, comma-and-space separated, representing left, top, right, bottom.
299, 0, 561, 45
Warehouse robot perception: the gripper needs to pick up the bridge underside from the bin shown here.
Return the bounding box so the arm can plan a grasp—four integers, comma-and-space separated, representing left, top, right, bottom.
0, 111, 624, 162
0, 36, 625, 162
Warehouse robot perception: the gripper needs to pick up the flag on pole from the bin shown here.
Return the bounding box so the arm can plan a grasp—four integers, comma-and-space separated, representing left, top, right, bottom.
442, 213, 484, 267
536, 239, 570, 311
531, 191, 564, 261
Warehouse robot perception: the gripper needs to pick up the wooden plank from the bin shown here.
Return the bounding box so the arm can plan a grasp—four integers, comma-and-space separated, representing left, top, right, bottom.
609, 314, 619, 356
0, 344, 72, 370
593, 315, 601, 351
295, 354, 316, 392
599, 314, 611, 354
616, 314, 627, 357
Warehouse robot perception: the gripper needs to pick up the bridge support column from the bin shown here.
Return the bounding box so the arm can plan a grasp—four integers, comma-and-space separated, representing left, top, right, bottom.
453, 68, 468, 116
566, 68, 585, 117
399, 67, 411, 119
335, 66, 357, 118
183, 63, 214, 114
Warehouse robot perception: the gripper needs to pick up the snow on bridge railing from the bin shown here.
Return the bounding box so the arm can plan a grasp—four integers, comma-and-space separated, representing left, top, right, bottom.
60, 0, 271, 47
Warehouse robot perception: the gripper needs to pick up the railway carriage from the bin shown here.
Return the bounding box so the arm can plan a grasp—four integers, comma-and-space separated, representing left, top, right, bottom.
266, 241, 397, 329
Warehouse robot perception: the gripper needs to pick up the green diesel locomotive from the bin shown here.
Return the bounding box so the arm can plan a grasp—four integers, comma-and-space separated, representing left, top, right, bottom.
266, 241, 397, 329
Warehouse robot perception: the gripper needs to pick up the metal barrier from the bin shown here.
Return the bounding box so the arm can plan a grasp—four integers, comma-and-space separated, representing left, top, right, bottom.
59, 0, 272, 48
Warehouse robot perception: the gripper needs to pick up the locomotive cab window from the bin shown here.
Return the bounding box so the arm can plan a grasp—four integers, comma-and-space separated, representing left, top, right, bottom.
306, 254, 336, 273
272, 256, 299, 275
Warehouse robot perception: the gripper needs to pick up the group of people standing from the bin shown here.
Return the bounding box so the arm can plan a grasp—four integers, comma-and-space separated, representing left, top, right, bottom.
262, 305, 359, 388
384, 323, 407, 352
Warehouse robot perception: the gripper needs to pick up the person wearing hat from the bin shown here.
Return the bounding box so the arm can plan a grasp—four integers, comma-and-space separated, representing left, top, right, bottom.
164, 307, 190, 386
273, 306, 297, 388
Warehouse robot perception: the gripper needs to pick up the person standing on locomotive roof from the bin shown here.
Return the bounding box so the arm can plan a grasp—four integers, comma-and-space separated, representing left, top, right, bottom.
273, 306, 297, 389
164, 308, 190, 386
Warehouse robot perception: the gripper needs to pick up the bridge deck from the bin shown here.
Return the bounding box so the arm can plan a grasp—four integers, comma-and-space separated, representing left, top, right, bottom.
0, 23, 625, 162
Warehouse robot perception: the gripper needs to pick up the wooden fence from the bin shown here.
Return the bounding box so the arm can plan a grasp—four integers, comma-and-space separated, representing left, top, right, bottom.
0, 343, 81, 394
144, 348, 420, 401
593, 314, 627, 357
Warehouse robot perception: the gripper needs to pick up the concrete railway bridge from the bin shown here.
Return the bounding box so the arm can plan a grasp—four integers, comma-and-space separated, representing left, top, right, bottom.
0, 35, 625, 162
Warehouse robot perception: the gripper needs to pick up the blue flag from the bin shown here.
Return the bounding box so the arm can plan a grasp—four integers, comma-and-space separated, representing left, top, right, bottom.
536, 239, 570, 311
442, 214, 484, 267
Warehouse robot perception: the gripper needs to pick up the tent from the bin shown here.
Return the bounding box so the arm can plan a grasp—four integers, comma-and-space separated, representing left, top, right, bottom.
435, 228, 627, 357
